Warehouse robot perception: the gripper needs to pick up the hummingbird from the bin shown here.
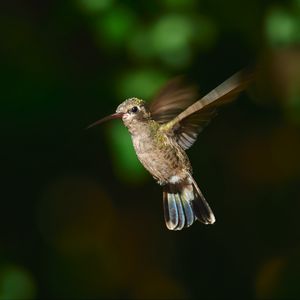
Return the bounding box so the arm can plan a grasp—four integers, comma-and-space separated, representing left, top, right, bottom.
88, 70, 253, 230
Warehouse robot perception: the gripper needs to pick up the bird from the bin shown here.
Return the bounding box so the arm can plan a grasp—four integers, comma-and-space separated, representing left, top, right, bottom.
87, 69, 254, 230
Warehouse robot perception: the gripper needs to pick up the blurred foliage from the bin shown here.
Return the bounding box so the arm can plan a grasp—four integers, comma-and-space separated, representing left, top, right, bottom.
107, 123, 147, 183
1, 0, 300, 299
0, 265, 36, 300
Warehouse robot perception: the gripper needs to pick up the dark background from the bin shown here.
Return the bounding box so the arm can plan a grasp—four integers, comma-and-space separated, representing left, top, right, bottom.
1, 0, 300, 299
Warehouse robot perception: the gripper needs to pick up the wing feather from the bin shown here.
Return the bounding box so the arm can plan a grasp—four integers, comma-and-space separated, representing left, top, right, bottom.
160, 69, 254, 150
150, 76, 198, 124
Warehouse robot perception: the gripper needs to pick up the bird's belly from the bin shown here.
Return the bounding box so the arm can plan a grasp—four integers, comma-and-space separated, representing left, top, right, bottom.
132, 136, 189, 184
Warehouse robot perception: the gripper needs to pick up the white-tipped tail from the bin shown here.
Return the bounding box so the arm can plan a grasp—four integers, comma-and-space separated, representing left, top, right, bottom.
163, 176, 215, 230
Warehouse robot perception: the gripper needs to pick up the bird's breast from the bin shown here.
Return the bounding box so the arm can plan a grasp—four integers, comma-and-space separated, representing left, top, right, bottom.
131, 129, 191, 184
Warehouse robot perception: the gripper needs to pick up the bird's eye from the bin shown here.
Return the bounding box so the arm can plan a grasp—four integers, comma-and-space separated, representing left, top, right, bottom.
130, 106, 138, 113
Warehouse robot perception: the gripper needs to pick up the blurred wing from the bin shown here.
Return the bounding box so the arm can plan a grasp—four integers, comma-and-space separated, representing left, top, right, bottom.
149, 77, 198, 124
160, 69, 254, 150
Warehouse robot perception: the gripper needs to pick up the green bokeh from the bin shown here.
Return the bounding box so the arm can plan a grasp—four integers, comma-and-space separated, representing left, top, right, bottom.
161, 0, 198, 10
151, 14, 193, 66
0, 266, 36, 300
266, 7, 300, 46
96, 6, 137, 46
77, 0, 114, 13
127, 28, 155, 60
2, 0, 300, 299
107, 122, 147, 184
118, 69, 168, 100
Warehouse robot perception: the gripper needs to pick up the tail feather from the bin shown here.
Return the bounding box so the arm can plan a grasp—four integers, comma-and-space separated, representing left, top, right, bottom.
163, 176, 215, 230
180, 195, 195, 227
163, 191, 178, 230
189, 176, 216, 225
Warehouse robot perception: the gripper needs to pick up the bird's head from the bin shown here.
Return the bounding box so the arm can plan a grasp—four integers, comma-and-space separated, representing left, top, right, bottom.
86, 98, 151, 130
116, 98, 150, 126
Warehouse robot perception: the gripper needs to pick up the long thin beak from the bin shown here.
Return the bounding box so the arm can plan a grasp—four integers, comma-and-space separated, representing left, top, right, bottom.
86, 112, 124, 129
